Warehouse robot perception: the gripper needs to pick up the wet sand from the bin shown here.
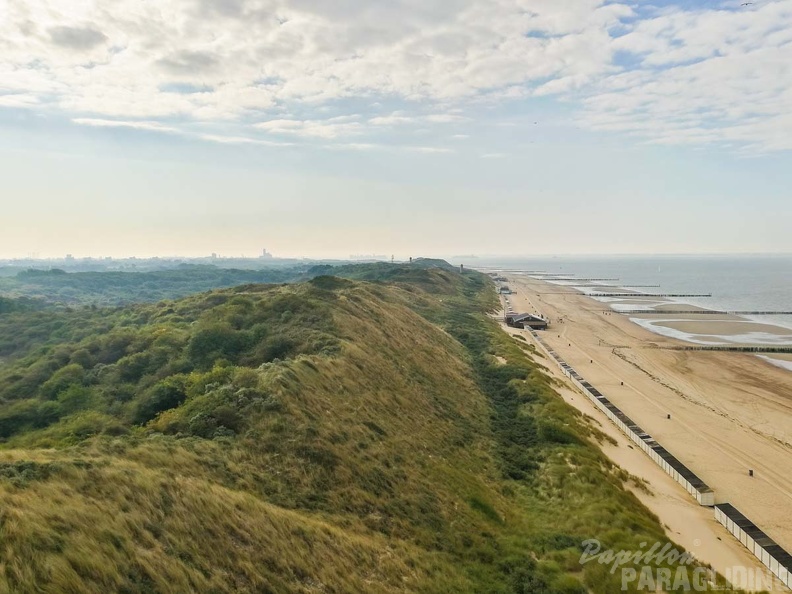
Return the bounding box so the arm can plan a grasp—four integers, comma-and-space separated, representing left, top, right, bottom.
758, 354, 792, 373
557, 285, 792, 346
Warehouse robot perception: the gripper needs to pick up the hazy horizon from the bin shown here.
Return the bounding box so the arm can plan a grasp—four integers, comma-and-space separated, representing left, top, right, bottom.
3, 251, 792, 262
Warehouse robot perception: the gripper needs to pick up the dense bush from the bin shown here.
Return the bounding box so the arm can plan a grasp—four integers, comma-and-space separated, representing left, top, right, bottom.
187, 325, 252, 368
0, 265, 307, 306
133, 376, 189, 425
0, 282, 339, 440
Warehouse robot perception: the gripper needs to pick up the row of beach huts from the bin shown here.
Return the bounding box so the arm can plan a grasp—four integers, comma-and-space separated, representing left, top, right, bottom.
526, 329, 792, 590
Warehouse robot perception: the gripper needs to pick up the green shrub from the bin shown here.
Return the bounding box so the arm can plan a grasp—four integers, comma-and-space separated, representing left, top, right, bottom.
57, 385, 95, 414
133, 376, 188, 425
0, 400, 62, 438
39, 363, 86, 400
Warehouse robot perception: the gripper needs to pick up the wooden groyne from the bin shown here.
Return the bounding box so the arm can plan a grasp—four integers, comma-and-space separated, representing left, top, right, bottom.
537, 278, 620, 282
589, 293, 712, 298
573, 284, 661, 288
477, 269, 547, 274
618, 310, 792, 316
651, 345, 792, 353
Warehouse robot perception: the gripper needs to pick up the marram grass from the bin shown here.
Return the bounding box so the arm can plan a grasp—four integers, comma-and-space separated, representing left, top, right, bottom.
0, 266, 750, 593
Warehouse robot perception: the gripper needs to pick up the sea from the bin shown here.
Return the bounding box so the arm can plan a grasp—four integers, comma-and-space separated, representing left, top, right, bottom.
462, 254, 792, 355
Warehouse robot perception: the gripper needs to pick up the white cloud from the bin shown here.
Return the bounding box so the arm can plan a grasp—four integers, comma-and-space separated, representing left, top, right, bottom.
406, 146, 453, 154
1, 0, 791, 152
198, 134, 294, 146
577, 1, 792, 150
327, 142, 382, 151
369, 112, 415, 126
0, 93, 40, 107
424, 114, 469, 123
72, 118, 180, 133
326, 142, 452, 154
254, 116, 363, 138
0, 0, 623, 119
49, 25, 108, 50
368, 112, 469, 127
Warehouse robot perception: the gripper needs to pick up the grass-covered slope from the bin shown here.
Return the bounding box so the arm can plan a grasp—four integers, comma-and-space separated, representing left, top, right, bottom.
0, 265, 731, 593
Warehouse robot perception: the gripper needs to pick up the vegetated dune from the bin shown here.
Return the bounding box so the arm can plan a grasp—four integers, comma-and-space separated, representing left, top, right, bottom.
0, 265, 307, 306
0, 266, 730, 593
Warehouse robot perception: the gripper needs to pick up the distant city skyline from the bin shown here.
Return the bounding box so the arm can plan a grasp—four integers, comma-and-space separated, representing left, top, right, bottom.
2, 0, 791, 258
5, 251, 792, 264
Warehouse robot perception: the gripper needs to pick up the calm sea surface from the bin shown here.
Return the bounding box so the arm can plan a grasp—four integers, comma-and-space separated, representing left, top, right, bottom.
465, 255, 792, 331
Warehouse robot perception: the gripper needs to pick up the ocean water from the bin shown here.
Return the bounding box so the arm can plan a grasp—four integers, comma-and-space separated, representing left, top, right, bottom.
467, 255, 792, 338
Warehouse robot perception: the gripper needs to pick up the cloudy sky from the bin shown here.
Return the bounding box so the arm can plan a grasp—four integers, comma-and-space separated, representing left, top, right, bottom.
1, 0, 791, 258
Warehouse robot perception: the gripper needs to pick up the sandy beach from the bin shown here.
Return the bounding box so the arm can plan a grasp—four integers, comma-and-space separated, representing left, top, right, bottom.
553, 286, 792, 346
497, 273, 792, 589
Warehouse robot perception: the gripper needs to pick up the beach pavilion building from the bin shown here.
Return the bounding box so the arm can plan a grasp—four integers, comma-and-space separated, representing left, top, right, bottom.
505, 313, 549, 330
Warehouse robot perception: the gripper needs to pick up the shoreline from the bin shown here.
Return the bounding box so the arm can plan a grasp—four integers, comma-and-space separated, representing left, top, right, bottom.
492, 271, 792, 590
541, 276, 792, 369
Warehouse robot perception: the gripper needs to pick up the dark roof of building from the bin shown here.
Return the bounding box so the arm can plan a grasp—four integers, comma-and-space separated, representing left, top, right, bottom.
715, 503, 792, 571
507, 313, 545, 323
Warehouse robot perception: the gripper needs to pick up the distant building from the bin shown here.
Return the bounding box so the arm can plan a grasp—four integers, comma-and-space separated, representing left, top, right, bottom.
260, 249, 274, 259
498, 286, 512, 294
349, 254, 388, 261
505, 313, 548, 330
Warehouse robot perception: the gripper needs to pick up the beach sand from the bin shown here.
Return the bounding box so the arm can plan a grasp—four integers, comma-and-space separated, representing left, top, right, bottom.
498, 274, 792, 588
504, 323, 772, 585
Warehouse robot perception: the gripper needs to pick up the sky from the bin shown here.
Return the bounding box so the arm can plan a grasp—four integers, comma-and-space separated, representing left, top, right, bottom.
1, 0, 791, 259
